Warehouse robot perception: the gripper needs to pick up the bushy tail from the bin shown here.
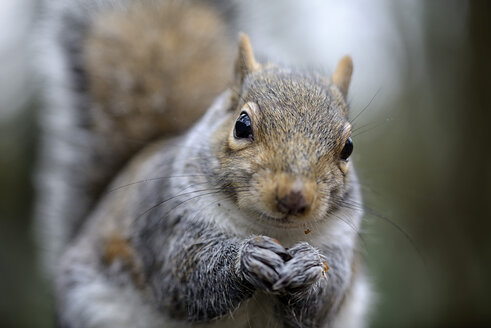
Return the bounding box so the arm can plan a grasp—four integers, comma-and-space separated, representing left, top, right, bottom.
35, 0, 235, 275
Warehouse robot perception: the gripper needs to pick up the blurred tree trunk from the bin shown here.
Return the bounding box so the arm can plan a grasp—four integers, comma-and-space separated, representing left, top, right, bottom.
423, 0, 491, 326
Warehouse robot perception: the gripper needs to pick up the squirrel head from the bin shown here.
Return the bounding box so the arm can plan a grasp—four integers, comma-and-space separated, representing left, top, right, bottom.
212, 34, 355, 228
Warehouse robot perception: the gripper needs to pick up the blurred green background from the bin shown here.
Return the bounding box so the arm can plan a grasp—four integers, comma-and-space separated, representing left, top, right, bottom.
0, 1, 490, 327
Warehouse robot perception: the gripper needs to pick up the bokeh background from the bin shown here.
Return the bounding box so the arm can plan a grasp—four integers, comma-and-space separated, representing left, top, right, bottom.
0, 0, 490, 327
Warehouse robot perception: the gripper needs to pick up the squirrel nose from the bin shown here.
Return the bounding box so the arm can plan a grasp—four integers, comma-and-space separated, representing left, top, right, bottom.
276, 190, 309, 215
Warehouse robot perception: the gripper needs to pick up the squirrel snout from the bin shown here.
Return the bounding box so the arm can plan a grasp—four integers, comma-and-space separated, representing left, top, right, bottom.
276, 190, 309, 215
274, 178, 315, 216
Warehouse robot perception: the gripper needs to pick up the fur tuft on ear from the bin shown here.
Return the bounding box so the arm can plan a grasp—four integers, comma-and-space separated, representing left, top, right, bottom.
332, 56, 353, 97
234, 33, 260, 90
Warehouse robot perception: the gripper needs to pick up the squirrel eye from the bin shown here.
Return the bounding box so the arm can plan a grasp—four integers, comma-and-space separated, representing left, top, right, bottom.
340, 137, 353, 160
234, 112, 253, 140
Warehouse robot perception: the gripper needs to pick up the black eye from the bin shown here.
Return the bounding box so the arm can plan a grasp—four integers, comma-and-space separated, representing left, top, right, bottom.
234, 112, 253, 140
340, 137, 353, 160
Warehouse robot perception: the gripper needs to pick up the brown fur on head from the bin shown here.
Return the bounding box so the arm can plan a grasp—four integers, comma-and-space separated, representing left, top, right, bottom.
213, 34, 354, 228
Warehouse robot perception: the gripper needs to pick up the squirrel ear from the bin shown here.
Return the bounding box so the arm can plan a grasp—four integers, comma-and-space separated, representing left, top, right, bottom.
332, 56, 353, 97
235, 33, 260, 88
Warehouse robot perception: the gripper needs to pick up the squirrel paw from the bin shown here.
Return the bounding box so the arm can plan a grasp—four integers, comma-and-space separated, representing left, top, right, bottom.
238, 236, 292, 291
272, 242, 327, 292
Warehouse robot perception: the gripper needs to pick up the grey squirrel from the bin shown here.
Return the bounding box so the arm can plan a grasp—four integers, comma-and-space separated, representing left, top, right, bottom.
35, 0, 372, 327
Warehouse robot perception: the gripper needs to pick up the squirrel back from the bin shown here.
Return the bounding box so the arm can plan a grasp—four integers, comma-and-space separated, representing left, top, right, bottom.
35, 0, 235, 274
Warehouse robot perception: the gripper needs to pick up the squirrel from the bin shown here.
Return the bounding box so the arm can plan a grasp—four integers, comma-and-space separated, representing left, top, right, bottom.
35, 0, 372, 327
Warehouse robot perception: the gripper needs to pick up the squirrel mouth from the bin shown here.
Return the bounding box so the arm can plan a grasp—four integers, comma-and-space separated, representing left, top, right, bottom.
258, 212, 310, 228
244, 206, 314, 228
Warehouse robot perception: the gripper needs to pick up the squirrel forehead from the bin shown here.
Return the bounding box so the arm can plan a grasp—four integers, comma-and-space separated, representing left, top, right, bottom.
241, 69, 349, 140
244, 69, 346, 116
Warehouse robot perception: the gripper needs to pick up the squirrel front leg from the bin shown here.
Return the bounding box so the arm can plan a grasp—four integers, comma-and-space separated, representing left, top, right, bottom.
237, 237, 353, 327
137, 221, 293, 322
275, 244, 354, 328
139, 222, 251, 321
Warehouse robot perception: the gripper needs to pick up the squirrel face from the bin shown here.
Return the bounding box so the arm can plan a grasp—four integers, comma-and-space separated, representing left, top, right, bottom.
211, 35, 355, 228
